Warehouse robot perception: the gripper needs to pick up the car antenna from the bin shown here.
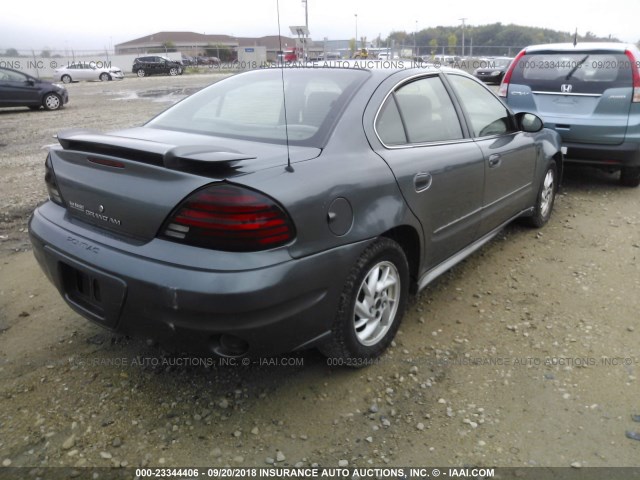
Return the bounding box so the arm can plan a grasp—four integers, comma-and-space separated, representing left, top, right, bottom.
276, 0, 294, 173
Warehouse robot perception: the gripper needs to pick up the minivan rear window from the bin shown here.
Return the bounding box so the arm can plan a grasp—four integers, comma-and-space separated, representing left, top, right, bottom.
511, 53, 632, 94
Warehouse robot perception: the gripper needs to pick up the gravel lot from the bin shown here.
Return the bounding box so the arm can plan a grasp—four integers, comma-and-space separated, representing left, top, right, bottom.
0, 73, 639, 474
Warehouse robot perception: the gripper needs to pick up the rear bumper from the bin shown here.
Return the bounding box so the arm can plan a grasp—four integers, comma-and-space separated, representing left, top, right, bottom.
29, 203, 370, 357
562, 140, 640, 168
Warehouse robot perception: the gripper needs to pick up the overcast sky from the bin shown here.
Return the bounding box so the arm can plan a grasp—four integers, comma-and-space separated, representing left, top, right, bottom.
0, 0, 637, 52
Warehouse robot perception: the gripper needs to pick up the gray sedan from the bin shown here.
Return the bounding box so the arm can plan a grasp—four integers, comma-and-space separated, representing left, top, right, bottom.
29, 66, 562, 363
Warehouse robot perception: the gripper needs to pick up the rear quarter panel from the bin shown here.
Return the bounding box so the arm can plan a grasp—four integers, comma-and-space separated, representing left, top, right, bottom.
230, 72, 423, 260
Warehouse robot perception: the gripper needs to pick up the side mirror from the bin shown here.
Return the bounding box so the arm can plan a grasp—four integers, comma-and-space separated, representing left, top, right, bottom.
515, 112, 543, 133
25, 79, 36, 86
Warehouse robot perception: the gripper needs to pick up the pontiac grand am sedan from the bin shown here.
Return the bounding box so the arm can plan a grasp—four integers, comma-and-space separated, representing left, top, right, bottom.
29, 65, 562, 363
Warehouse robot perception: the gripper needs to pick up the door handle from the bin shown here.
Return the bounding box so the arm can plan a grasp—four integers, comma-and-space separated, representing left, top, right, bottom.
414, 172, 433, 192
488, 154, 502, 168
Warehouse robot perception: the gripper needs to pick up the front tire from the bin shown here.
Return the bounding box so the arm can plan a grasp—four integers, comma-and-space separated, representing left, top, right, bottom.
620, 166, 640, 187
526, 160, 557, 228
99, 72, 111, 81
319, 238, 409, 364
61, 75, 72, 84
42, 93, 62, 111
136, 69, 146, 77
169, 67, 179, 76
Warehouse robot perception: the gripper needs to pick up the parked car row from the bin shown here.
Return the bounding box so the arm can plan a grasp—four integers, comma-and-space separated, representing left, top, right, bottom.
181, 55, 221, 66
0, 54, 198, 112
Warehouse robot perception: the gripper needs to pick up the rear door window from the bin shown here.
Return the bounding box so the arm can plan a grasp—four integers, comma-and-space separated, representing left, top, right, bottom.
376, 75, 463, 145
510, 53, 633, 94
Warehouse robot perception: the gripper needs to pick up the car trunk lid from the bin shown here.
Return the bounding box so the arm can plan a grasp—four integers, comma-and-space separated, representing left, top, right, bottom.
50, 127, 320, 242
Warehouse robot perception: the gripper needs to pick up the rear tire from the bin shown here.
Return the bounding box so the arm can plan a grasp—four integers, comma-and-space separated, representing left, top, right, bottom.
620, 166, 640, 187
318, 238, 409, 365
136, 69, 146, 77
526, 161, 557, 228
61, 75, 71, 84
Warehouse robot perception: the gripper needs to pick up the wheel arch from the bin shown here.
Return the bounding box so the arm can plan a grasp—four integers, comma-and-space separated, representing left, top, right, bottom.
381, 225, 421, 293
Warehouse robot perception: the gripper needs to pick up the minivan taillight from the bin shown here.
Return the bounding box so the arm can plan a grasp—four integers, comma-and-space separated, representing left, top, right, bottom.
498, 49, 526, 97
624, 50, 640, 103
160, 184, 296, 252
44, 154, 65, 206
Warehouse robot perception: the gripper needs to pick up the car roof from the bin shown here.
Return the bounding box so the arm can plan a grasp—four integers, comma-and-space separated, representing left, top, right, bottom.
524, 42, 635, 54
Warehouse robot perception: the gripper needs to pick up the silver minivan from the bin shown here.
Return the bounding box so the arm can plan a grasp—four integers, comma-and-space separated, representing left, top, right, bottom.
499, 42, 640, 186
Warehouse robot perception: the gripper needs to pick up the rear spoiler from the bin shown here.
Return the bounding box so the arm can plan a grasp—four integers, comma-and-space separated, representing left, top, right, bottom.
56, 129, 256, 170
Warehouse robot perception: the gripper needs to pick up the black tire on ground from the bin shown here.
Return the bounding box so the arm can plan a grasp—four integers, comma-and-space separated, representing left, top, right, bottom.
42, 93, 62, 111
61, 75, 72, 84
620, 166, 640, 187
318, 237, 409, 365
169, 67, 179, 76
525, 160, 557, 228
136, 69, 146, 77
99, 72, 111, 81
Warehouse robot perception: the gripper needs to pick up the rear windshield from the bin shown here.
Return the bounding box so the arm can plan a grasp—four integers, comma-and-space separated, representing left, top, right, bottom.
147, 68, 369, 147
510, 52, 633, 94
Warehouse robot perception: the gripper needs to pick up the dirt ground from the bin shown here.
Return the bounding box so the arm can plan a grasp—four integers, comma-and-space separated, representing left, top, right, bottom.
0, 73, 639, 474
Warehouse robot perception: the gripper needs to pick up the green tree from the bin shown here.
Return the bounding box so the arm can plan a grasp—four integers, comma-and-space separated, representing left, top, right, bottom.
162, 41, 177, 52
447, 34, 457, 55
204, 44, 234, 61
386, 22, 620, 57
429, 38, 438, 55
4, 48, 19, 57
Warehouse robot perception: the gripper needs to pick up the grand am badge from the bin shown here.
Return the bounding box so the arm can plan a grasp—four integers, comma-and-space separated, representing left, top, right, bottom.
68, 201, 121, 226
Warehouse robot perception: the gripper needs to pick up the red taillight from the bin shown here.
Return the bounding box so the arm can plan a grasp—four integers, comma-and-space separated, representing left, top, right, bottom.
498, 49, 526, 97
45, 154, 65, 206
160, 184, 296, 251
624, 50, 640, 103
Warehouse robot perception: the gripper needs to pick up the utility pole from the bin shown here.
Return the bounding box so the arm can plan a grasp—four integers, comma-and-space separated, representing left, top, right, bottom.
459, 17, 467, 57
301, 0, 309, 59
355, 13, 358, 52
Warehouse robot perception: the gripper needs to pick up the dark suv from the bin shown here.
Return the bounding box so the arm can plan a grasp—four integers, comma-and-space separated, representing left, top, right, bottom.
499, 42, 640, 186
132, 56, 183, 77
